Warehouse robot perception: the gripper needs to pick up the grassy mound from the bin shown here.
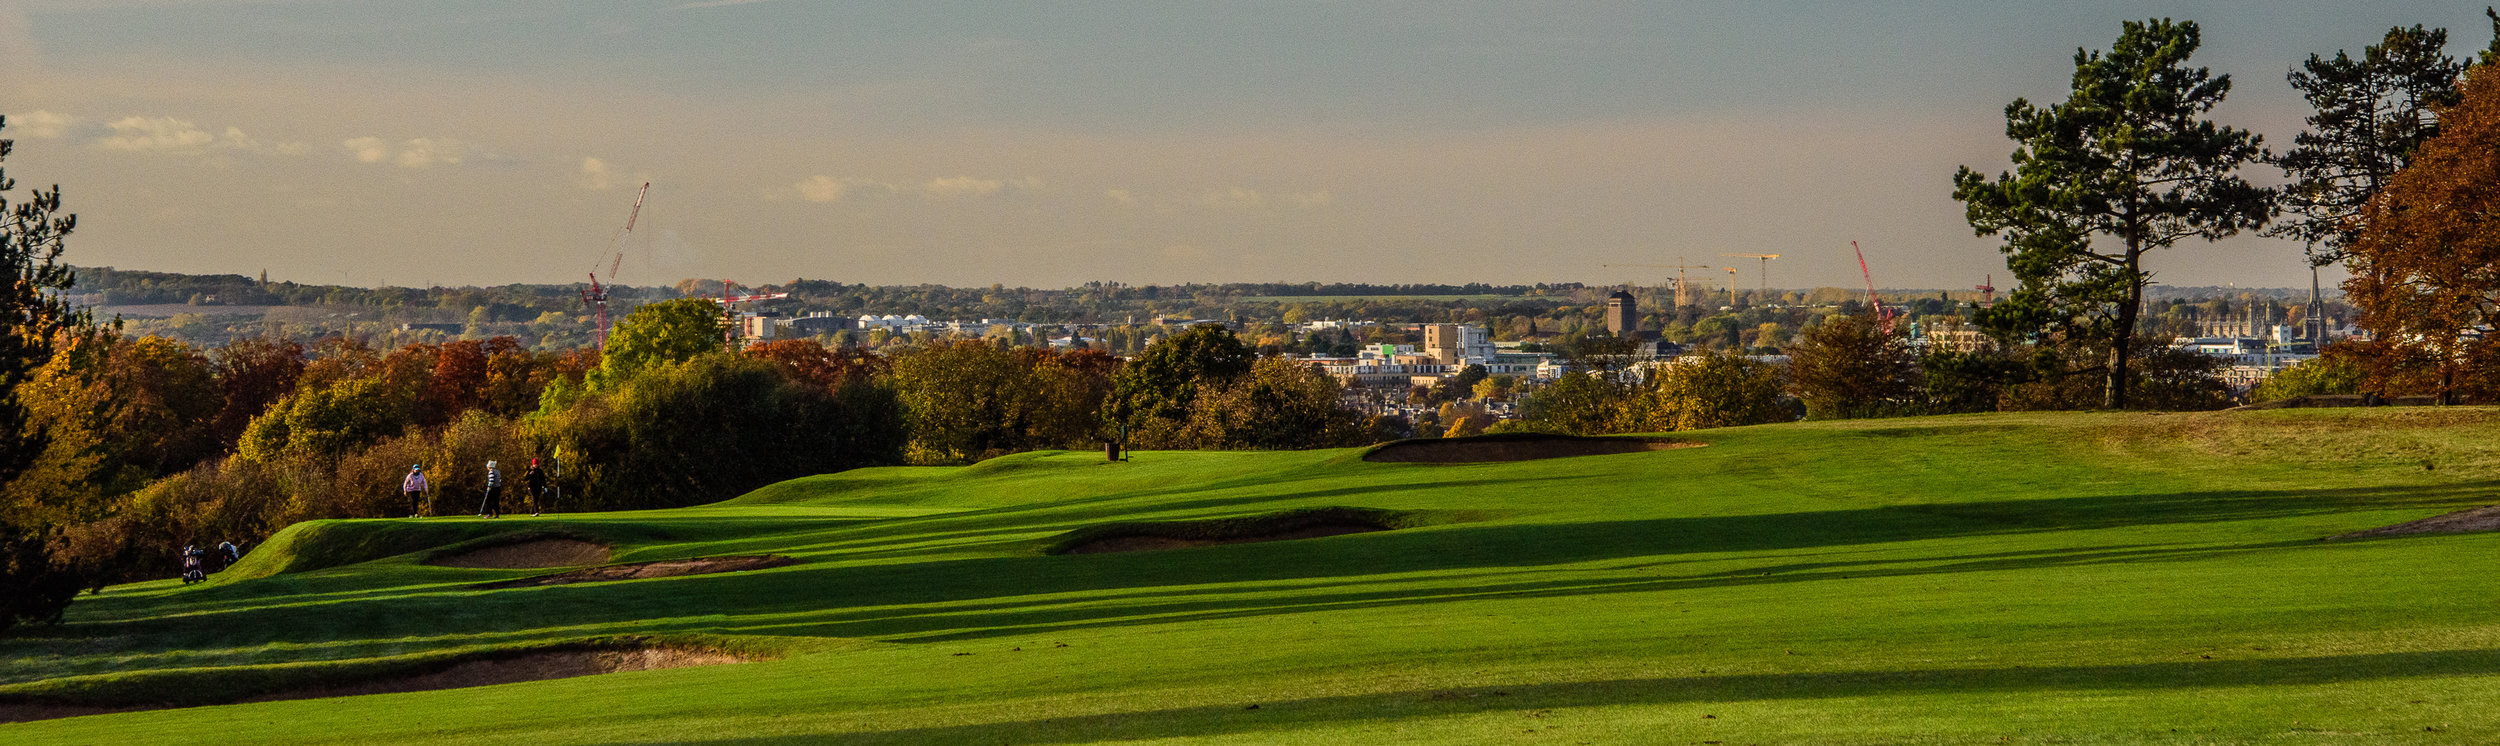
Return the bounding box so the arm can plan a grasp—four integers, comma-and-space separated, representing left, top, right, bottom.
14, 409, 2500, 742
1363, 433, 1694, 463
1042, 507, 1412, 554
217, 520, 519, 582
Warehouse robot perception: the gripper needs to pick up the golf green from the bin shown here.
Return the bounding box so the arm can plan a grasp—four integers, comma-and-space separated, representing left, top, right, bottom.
8, 408, 2500, 744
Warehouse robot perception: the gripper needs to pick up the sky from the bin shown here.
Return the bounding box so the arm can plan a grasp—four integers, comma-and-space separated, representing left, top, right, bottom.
0, 1, 2492, 291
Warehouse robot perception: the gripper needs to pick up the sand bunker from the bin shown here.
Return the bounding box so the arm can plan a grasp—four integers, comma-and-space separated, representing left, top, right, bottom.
0, 644, 748, 724
1049, 507, 1401, 555
428, 538, 612, 569
475, 555, 796, 589
2326, 505, 2500, 541
1365, 434, 1697, 463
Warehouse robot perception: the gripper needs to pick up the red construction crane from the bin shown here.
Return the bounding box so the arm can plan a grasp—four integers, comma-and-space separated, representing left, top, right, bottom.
1975, 274, 1997, 306
1853, 241, 1893, 331
579, 182, 650, 349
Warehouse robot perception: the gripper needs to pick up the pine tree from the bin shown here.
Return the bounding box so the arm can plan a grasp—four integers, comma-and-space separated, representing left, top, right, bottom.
2269, 25, 2465, 266
1952, 19, 2272, 409
0, 113, 88, 630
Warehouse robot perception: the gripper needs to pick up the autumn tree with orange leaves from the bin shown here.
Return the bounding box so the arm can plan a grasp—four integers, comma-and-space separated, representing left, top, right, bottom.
2346, 65, 2500, 403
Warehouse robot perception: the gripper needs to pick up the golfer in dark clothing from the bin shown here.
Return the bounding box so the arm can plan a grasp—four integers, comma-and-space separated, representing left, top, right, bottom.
522, 459, 549, 517
478, 460, 504, 518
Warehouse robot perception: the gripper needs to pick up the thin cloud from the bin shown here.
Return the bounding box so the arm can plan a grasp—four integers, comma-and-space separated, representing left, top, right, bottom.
577, 157, 616, 190
344, 136, 503, 168
97, 116, 216, 151
787, 174, 891, 203
777, 174, 1035, 203
922, 176, 1004, 199
1194, 186, 1331, 209
11, 110, 76, 139
92, 115, 297, 157
796, 174, 850, 203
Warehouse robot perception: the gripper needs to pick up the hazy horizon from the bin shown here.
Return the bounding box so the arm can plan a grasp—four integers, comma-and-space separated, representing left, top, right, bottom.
4, 2, 2487, 291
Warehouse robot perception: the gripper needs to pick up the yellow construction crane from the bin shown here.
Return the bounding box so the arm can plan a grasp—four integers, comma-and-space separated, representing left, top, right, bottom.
1601, 260, 1716, 307
1721, 253, 1781, 302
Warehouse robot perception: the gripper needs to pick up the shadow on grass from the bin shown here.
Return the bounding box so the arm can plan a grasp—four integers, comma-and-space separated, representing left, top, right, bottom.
12, 480, 2494, 682
690, 472, 1588, 561
626, 646, 2500, 744
746, 538, 2314, 643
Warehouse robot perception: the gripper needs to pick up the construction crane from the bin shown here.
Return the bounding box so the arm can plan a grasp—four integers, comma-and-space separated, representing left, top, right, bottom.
1852, 241, 1894, 331
708, 280, 791, 349
1974, 274, 1997, 306
579, 182, 651, 349
1721, 253, 1782, 301
1600, 260, 1716, 307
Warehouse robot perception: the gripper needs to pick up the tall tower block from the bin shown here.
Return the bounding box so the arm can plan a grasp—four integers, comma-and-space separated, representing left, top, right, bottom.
1605, 290, 1638, 338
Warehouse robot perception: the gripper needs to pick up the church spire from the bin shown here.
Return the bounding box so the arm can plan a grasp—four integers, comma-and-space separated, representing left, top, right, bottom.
2305, 266, 2327, 342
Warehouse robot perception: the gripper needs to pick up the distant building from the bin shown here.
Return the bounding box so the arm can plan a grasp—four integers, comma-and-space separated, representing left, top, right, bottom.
400, 323, 463, 333
1311, 355, 1441, 387
1604, 290, 1639, 338
2196, 311, 2273, 339
785, 312, 855, 334
1422, 323, 1495, 365
2219, 357, 2317, 396
855, 314, 930, 331
739, 314, 783, 341
1924, 328, 1994, 354
2177, 337, 2278, 356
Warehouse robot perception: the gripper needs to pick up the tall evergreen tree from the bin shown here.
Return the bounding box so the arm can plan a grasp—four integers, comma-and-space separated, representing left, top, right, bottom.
1952, 19, 2272, 409
0, 113, 88, 630
0, 114, 81, 484
2483, 7, 2500, 68
2269, 25, 2465, 266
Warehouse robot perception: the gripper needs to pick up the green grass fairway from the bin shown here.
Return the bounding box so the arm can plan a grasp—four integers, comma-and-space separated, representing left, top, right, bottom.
13, 409, 2500, 743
